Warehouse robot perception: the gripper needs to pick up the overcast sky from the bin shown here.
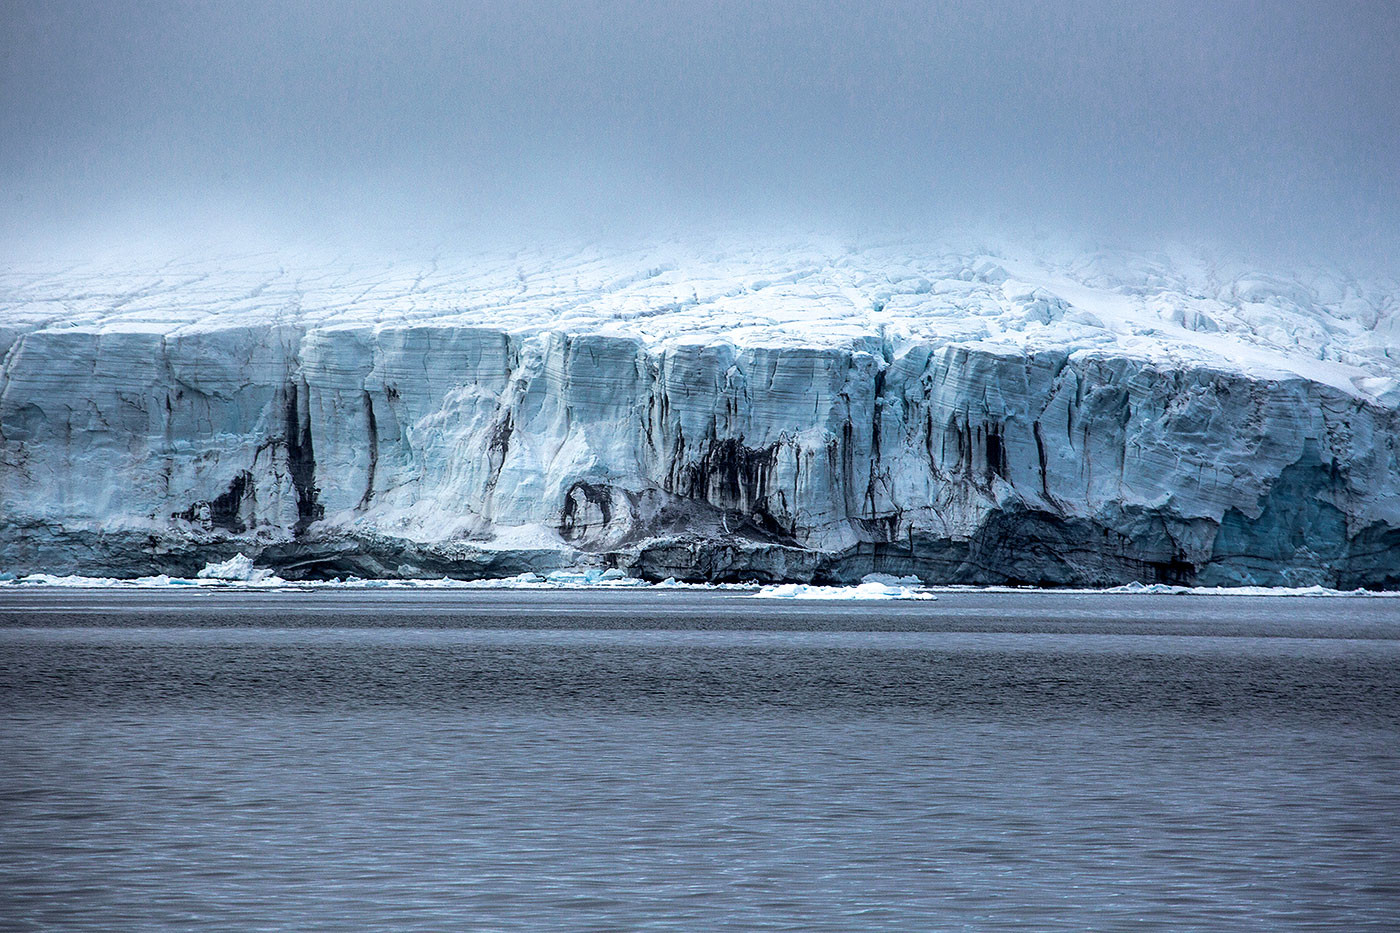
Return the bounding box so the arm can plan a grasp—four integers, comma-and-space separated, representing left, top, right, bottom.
2, 0, 1397, 259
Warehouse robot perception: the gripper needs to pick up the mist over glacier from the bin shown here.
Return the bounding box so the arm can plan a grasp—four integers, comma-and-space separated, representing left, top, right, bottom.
1, 1, 1397, 585
3, 0, 1397, 259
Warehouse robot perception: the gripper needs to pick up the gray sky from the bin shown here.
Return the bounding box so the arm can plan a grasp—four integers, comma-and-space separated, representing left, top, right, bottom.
2, 0, 1397, 259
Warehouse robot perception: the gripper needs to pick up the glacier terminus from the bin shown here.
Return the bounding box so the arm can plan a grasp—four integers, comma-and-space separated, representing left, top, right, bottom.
2, 236, 1397, 588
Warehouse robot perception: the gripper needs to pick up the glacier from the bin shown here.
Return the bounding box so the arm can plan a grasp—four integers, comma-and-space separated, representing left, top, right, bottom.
2, 236, 1398, 587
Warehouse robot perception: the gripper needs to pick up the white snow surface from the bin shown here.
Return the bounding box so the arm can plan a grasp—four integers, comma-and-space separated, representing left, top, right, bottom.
2, 235, 1396, 401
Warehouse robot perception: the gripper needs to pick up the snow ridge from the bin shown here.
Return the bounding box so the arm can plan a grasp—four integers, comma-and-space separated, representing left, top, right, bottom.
3, 237, 1396, 400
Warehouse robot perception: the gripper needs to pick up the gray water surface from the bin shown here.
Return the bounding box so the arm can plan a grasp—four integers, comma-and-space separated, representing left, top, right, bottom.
2, 590, 1398, 930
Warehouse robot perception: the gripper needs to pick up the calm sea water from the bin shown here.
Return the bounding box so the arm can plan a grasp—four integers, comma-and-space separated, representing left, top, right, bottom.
2, 589, 1398, 931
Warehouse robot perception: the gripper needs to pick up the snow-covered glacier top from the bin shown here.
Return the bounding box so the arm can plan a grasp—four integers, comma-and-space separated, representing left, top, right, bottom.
2, 236, 1396, 402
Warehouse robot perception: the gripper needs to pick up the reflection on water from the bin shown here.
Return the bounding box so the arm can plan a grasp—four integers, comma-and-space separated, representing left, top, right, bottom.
2, 590, 1398, 930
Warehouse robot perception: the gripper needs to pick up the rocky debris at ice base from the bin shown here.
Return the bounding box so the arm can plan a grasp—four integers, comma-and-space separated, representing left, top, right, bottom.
196, 553, 277, 583
752, 581, 936, 600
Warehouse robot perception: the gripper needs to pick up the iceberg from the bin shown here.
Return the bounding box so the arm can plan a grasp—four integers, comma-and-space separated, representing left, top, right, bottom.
196, 553, 275, 583
752, 581, 935, 600
2, 236, 1397, 587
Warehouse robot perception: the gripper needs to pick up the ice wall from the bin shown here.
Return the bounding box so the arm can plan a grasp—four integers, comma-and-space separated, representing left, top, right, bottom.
4, 319, 1397, 586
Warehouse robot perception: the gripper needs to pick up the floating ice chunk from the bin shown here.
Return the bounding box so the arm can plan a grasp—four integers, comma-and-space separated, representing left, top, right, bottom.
1104, 582, 1390, 597
500, 572, 547, 585
134, 574, 195, 586
196, 553, 274, 583
861, 572, 925, 587
752, 581, 935, 600
1109, 581, 1181, 594
543, 567, 647, 586
13, 573, 122, 587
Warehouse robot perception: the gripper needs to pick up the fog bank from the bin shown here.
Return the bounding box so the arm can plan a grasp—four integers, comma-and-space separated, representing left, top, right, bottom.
2, 1, 1397, 264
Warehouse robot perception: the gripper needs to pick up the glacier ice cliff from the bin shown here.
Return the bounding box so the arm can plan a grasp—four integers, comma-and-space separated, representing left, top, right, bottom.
2, 238, 1398, 586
